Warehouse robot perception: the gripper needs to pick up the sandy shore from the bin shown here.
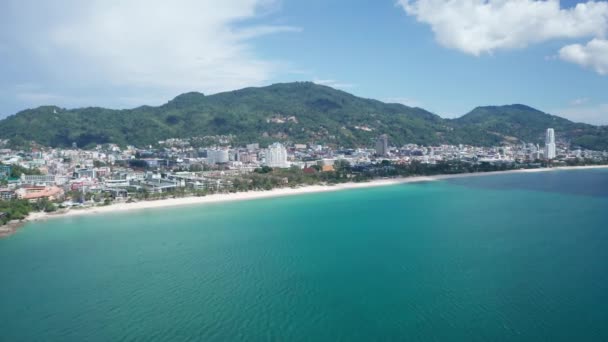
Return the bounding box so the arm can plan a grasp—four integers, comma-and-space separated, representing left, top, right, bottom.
2, 164, 606, 237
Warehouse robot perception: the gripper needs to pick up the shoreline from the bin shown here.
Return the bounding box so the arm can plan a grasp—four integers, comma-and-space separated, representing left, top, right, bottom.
2, 165, 608, 238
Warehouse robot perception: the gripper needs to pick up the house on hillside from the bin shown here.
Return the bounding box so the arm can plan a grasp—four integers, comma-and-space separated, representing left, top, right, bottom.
0, 165, 11, 179
0, 189, 15, 201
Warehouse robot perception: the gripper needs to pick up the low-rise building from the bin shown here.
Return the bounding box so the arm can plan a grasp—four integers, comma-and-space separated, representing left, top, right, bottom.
0, 188, 15, 201
15, 186, 64, 202
21, 174, 57, 186
74, 168, 96, 179
0, 165, 11, 179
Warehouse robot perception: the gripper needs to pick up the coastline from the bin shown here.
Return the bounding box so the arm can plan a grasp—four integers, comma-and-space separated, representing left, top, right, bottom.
2, 165, 607, 238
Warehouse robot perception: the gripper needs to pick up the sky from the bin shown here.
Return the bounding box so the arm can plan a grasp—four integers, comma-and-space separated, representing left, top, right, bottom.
1, 0, 607, 124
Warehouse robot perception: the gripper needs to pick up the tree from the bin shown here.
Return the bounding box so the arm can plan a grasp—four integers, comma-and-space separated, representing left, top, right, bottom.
254, 166, 273, 174
0, 199, 33, 225
32, 198, 56, 212
0, 162, 42, 178
334, 159, 351, 171
1, 83, 608, 150
129, 159, 148, 169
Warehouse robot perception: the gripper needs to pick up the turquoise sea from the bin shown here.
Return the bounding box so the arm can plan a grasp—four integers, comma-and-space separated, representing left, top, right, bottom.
1, 169, 608, 341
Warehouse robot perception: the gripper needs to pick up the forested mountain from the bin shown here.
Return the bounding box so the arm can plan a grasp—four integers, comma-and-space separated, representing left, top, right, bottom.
454, 104, 608, 150
0, 82, 606, 150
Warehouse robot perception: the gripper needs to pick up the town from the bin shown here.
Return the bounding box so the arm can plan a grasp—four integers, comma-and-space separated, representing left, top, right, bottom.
1, 128, 608, 224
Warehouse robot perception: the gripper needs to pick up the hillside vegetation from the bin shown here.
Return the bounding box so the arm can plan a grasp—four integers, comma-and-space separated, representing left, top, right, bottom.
0, 82, 606, 149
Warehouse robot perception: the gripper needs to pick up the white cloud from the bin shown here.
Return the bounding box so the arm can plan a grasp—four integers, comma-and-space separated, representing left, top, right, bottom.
1, 0, 298, 108
554, 103, 608, 125
559, 38, 608, 75
398, 0, 608, 56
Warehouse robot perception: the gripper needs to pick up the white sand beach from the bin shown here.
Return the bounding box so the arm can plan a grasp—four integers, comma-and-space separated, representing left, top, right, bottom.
1, 164, 606, 238
15, 165, 605, 225
0, 164, 601, 239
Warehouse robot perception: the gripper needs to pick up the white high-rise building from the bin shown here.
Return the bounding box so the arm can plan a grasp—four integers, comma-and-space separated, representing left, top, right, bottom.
544, 128, 556, 160
266, 142, 288, 168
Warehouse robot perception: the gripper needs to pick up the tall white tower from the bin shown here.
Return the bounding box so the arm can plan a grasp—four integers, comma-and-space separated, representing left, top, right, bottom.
544, 128, 556, 160
266, 142, 288, 168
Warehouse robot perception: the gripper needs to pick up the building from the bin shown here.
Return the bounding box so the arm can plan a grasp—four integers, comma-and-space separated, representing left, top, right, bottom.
0, 189, 15, 201
15, 186, 64, 202
246, 143, 259, 152
545, 128, 556, 160
142, 159, 166, 168
375, 134, 389, 157
237, 151, 257, 163
74, 168, 96, 179
95, 167, 111, 177
207, 149, 229, 164
0, 165, 11, 179
266, 142, 288, 168
21, 174, 57, 186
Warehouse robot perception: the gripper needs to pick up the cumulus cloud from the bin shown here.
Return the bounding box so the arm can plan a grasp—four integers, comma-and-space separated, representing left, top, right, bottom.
559, 38, 608, 75
398, 0, 608, 56
0, 0, 298, 108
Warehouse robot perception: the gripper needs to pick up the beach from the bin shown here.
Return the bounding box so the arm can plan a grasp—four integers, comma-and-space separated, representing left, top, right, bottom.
2, 165, 607, 237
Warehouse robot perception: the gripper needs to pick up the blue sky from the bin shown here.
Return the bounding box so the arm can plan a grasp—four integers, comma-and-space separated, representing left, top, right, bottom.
1, 0, 607, 124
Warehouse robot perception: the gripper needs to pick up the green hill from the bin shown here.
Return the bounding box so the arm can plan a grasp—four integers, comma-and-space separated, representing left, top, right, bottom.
0, 82, 606, 150
454, 104, 608, 150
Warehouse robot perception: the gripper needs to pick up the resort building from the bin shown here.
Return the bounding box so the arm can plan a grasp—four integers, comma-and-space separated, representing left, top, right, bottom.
266, 143, 288, 168
15, 186, 64, 202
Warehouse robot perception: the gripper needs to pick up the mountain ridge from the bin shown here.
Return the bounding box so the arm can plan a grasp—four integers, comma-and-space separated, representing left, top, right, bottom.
1, 82, 606, 150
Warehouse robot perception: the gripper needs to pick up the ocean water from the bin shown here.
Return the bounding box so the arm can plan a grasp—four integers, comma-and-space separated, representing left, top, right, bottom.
1, 169, 608, 341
